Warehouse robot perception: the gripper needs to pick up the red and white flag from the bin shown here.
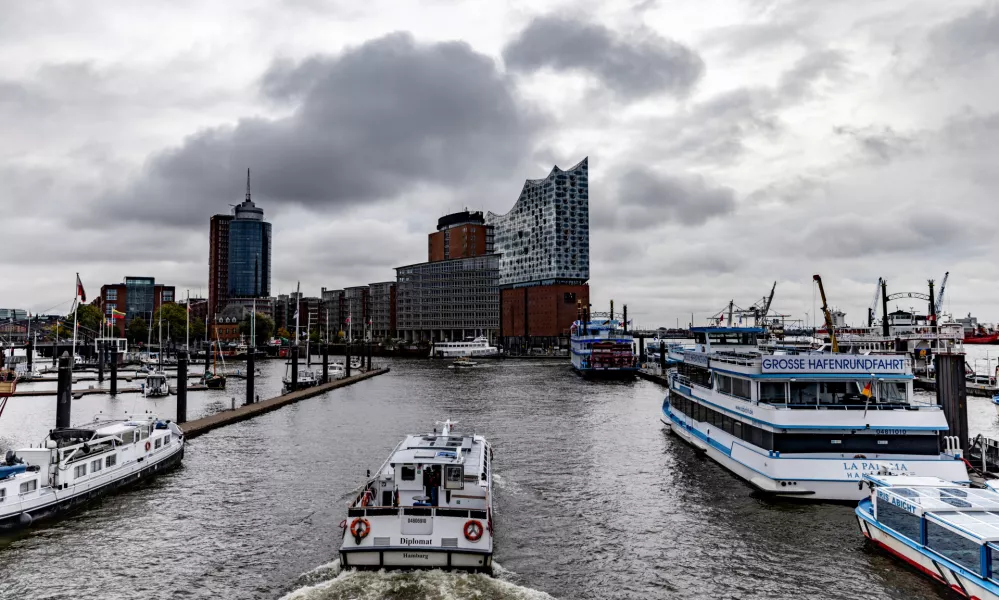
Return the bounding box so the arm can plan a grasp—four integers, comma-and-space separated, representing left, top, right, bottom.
76, 273, 86, 302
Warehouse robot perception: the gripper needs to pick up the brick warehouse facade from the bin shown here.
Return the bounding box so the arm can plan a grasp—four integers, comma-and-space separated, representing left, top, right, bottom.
500, 284, 590, 340
428, 211, 493, 262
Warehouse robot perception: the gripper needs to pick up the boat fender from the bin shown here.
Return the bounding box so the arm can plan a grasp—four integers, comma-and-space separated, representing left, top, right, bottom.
82, 443, 90, 454
350, 518, 370, 544
463, 519, 484, 542
19, 512, 32, 526
145, 441, 151, 452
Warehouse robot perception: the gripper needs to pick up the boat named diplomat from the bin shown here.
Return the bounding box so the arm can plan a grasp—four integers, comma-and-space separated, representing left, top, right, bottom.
570, 314, 637, 379
339, 419, 493, 573
663, 326, 968, 501
0, 414, 184, 529
857, 475, 999, 599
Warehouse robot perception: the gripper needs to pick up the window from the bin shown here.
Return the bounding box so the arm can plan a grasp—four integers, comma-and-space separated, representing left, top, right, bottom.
789, 382, 818, 405
106, 289, 118, 300
773, 433, 938, 455
106, 455, 117, 468
927, 520, 981, 571
879, 381, 907, 403
105, 302, 117, 316
155, 438, 162, 449
401, 465, 416, 481
164, 434, 171, 444
876, 497, 921, 541
19, 480, 37, 494
760, 382, 787, 403
91, 459, 103, 473
74, 464, 87, 478
0, 489, 5, 503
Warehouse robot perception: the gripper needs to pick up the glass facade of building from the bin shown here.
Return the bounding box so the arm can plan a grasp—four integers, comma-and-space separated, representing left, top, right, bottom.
227, 219, 272, 298
125, 277, 155, 320
395, 254, 499, 342
486, 158, 589, 287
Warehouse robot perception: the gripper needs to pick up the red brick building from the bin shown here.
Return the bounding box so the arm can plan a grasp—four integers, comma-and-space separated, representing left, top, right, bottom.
208, 214, 232, 320
500, 284, 590, 339
428, 211, 493, 262
95, 277, 175, 337
210, 315, 241, 344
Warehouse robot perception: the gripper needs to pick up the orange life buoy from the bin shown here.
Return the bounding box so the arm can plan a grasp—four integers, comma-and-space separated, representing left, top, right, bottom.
463, 519, 484, 542
145, 441, 151, 452
350, 517, 371, 543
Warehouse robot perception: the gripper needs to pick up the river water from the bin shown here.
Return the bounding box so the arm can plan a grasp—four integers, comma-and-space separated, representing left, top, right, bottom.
1, 351, 999, 600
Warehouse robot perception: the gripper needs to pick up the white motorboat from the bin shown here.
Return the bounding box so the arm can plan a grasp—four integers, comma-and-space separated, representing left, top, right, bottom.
0, 414, 184, 530
431, 336, 499, 359
662, 326, 969, 501
329, 363, 346, 380
449, 357, 477, 369
143, 371, 169, 397
282, 367, 319, 393
339, 419, 494, 573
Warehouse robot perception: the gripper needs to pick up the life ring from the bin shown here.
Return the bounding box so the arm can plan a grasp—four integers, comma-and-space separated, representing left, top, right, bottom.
145, 441, 151, 452
350, 517, 371, 543
463, 519, 484, 542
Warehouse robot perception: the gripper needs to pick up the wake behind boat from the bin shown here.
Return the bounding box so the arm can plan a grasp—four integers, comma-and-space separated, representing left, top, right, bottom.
0, 414, 184, 530
339, 419, 494, 573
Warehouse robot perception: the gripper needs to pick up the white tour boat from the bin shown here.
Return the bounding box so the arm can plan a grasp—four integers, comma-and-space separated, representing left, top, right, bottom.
663, 326, 969, 501
431, 336, 499, 359
143, 371, 170, 397
339, 419, 493, 573
0, 414, 184, 529
857, 475, 999, 599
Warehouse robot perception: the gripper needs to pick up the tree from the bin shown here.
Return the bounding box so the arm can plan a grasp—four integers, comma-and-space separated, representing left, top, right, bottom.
239, 312, 274, 346
127, 317, 148, 346
67, 304, 104, 336
152, 303, 206, 346
276, 327, 291, 341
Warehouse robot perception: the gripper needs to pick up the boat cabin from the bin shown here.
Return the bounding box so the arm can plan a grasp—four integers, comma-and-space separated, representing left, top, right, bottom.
691, 326, 764, 353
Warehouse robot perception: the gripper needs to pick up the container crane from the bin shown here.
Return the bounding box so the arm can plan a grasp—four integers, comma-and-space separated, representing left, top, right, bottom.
867, 277, 882, 327
813, 274, 839, 353
936, 271, 949, 315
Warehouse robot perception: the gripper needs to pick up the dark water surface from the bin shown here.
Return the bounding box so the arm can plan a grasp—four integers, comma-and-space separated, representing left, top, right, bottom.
0, 358, 976, 599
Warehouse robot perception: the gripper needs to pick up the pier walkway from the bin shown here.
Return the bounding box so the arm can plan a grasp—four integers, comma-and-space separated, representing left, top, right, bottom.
181, 368, 389, 440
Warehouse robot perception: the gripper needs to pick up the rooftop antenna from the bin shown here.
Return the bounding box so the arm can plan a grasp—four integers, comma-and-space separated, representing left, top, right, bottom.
245, 168, 251, 203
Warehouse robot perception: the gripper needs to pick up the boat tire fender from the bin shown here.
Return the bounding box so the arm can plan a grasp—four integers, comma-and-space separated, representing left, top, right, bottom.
145, 441, 151, 452
464, 519, 484, 542
350, 517, 370, 544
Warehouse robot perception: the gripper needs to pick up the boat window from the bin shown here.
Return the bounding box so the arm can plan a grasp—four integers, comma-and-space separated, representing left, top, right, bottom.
74, 464, 87, 478
789, 382, 818, 405
19, 480, 36, 494
121, 431, 134, 444
165, 434, 171, 444
817, 381, 866, 405
879, 381, 907, 403
989, 543, 999, 580
155, 438, 162, 449
0, 489, 5, 503
927, 520, 981, 571
876, 496, 921, 541
91, 459, 102, 473
760, 382, 787, 403
773, 433, 938, 455
401, 465, 416, 481
106, 455, 117, 468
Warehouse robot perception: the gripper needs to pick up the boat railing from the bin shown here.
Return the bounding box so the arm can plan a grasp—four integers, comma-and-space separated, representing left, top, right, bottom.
347, 505, 489, 520
708, 354, 760, 367
763, 398, 938, 410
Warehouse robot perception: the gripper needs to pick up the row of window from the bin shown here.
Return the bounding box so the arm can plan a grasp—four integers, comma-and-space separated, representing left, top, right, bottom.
668, 392, 938, 454
0, 479, 38, 502
74, 453, 119, 478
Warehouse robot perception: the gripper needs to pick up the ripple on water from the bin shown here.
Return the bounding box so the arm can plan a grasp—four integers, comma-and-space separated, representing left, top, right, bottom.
281, 562, 556, 600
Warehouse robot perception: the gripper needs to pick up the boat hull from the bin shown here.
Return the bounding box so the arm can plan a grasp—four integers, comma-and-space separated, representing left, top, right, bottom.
573, 366, 637, 380
964, 333, 999, 344
0, 443, 184, 531
340, 548, 492, 573
856, 500, 999, 599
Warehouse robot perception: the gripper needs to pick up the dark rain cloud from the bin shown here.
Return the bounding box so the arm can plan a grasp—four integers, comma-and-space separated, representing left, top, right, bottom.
502, 15, 704, 98
94, 32, 545, 226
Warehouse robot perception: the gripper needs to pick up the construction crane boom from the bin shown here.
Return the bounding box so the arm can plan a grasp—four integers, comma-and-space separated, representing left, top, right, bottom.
868, 277, 882, 327
759, 281, 776, 325
936, 271, 949, 314
813, 274, 839, 353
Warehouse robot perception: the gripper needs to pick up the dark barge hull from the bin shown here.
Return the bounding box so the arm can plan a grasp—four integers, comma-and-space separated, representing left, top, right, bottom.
573, 367, 638, 380
0, 446, 184, 531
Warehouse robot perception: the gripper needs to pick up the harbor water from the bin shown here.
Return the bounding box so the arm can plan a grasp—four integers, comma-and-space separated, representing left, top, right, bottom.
1, 352, 999, 599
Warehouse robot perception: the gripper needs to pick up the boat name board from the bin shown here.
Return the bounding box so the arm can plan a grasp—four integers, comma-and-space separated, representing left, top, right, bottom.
876, 489, 918, 514
761, 356, 907, 374
845, 461, 910, 480
400, 537, 433, 546
683, 353, 709, 368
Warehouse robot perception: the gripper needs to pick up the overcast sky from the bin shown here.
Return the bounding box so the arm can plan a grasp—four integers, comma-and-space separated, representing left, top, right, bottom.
2, 0, 998, 328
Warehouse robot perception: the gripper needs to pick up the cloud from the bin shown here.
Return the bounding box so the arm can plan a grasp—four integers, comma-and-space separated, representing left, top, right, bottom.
596, 168, 735, 230
833, 124, 917, 163
93, 32, 545, 227
929, 3, 999, 68
502, 15, 703, 99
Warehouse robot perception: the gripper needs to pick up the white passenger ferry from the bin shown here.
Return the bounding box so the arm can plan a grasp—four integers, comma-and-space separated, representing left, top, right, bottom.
663, 326, 968, 501
857, 475, 999, 599
339, 420, 493, 572
431, 337, 499, 359
0, 414, 184, 529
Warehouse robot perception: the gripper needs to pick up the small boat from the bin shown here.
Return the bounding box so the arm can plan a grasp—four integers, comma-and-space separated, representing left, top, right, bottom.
339, 419, 493, 573
570, 307, 637, 379
282, 367, 319, 393
0, 414, 184, 530
431, 336, 499, 359
201, 341, 227, 390
449, 357, 477, 369
143, 371, 169, 397
857, 474, 999, 599
329, 363, 346, 380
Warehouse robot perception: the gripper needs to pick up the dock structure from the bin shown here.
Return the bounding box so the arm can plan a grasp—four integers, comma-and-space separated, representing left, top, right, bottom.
180, 368, 390, 440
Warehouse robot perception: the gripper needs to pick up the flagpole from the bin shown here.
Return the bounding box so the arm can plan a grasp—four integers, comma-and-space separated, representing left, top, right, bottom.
186, 290, 190, 355
251, 298, 256, 347
295, 282, 301, 347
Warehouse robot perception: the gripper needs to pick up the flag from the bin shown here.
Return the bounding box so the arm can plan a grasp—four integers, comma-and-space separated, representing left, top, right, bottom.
861, 381, 873, 398
111, 309, 126, 319
346, 314, 351, 324
76, 273, 86, 302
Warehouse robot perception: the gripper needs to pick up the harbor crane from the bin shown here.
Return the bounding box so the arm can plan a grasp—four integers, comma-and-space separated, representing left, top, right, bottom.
936, 271, 949, 315
813, 274, 839, 353
867, 277, 883, 327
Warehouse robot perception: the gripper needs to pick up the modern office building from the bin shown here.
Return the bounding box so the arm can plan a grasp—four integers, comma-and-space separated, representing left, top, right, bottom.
486, 158, 590, 349
395, 254, 500, 343
0, 308, 28, 321
208, 170, 272, 319
428, 211, 493, 262
368, 282, 397, 340
319, 288, 345, 339
96, 277, 176, 337
344, 286, 369, 341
